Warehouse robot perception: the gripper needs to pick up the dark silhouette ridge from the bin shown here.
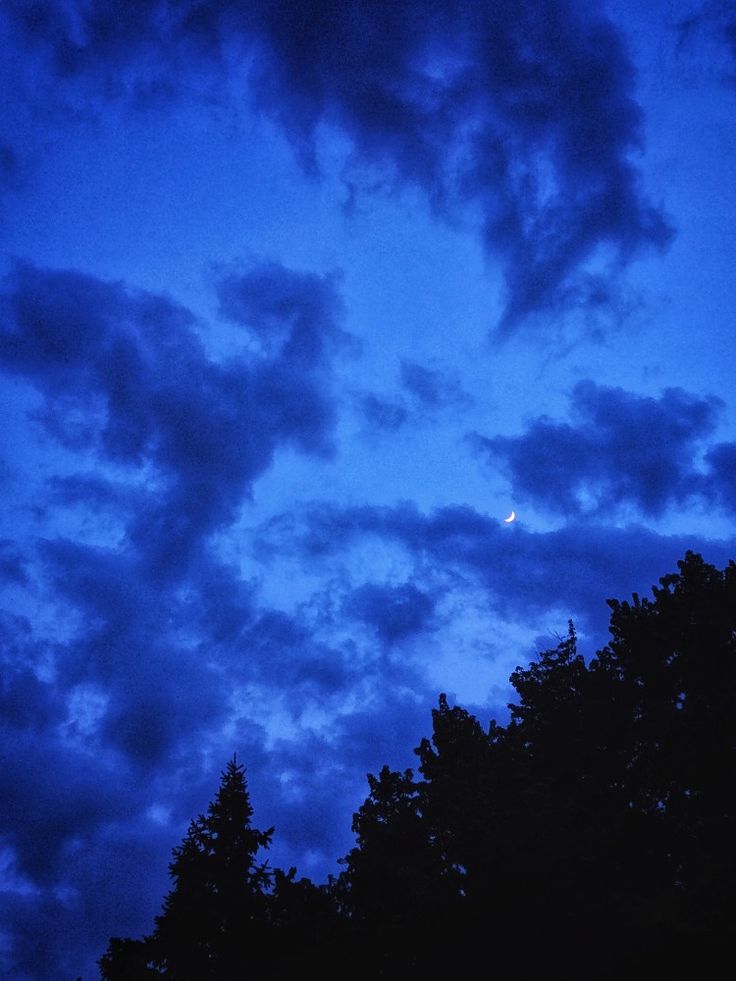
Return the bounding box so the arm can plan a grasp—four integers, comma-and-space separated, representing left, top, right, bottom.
101, 551, 736, 979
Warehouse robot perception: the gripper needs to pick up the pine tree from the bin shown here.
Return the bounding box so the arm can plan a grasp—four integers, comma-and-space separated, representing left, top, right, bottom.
152, 756, 273, 980
101, 757, 274, 980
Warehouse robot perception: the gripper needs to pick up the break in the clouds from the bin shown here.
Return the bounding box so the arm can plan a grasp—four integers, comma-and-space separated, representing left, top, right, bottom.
473, 381, 732, 517
2, 0, 672, 329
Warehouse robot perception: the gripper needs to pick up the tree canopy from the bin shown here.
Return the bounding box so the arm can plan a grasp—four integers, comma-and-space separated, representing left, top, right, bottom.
101, 551, 736, 979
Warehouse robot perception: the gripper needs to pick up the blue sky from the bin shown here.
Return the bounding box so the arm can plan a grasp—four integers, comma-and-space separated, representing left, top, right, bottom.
1, 1, 735, 976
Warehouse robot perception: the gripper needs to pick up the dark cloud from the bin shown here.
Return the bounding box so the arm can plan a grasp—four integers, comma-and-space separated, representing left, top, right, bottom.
45, 472, 143, 516
400, 360, 471, 409
727, 18, 736, 59
677, 2, 736, 78
358, 393, 409, 432
0, 259, 343, 577
257, 499, 736, 638
0, 142, 20, 188
245, 0, 673, 329
0, 573, 433, 975
0, 539, 27, 584
216, 262, 351, 363
0, 613, 166, 980
239, 609, 356, 699
2, 0, 672, 328
34, 539, 227, 764
4, 497, 734, 978
250, 685, 436, 879
0, 257, 363, 975
354, 360, 470, 438
1, 0, 183, 107
0, 823, 172, 981
182, 556, 257, 647
0, 611, 60, 731
473, 381, 723, 517
0, 5, 724, 975
346, 581, 437, 644
356, 362, 470, 435
706, 441, 736, 512
0, 534, 368, 976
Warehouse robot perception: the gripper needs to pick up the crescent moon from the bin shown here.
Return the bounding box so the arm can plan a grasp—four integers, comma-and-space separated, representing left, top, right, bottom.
504, 510, 516, 523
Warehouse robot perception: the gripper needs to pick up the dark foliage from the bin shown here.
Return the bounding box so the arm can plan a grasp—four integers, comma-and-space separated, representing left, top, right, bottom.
100, 758, 276, 980
101, 551, 736, 979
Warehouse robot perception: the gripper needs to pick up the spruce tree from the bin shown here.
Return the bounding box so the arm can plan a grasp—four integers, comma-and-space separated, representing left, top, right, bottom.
152, 756, 273, 980
101, 757, 273, 980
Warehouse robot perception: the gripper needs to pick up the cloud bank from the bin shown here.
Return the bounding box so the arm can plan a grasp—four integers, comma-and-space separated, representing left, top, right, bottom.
472, 381, 735, 517
2, 0, 673, 329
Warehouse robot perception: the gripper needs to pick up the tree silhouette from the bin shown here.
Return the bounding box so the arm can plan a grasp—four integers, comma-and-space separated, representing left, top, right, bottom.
343, 552, 736, 977
98, 938, 158, 980
590, 551, 736, 971
153, 756, 273, 979
101, 552, 736, 980
335, 764, 462, 975
268, 866, 343, 978
100, 757, 273, 980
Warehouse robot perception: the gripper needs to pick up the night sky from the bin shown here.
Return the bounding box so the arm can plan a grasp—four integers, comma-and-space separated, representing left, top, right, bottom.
1, 2, 736, 977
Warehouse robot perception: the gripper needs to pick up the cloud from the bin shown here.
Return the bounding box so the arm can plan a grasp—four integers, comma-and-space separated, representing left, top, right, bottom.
0, 546, 439, 974
357, 394, 409, 433
677, 2, 736, 80
244, 0, 673, 329
34, 539, 227, 763
2, 0, 672, 328
238, 608, 357, 699
400, 360, 471, 409
0, 612, 60, 732
355, 361, 469, 437
472, 381, 723, 517
0, 823, 172, 980
4, 480, 735, 977
0, 533, 371, 975
0, 259, 344, 577
346, 581, 437, 644
250, 684, 436, 876
216, 262, 351, 363
257, 499, 736, 637
0, 257, 366, 975
1, 0, 184, 107
0, 142, 20, 188
0, 540, 27, 584
706, 441, 736, 512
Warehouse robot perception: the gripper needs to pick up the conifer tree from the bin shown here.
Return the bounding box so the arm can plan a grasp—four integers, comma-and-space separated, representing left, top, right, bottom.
152, 756, 273, 979
100, 757, 273, 980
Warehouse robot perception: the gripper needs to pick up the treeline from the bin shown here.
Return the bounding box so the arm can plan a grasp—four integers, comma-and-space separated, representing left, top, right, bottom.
100, 552, 736, 979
